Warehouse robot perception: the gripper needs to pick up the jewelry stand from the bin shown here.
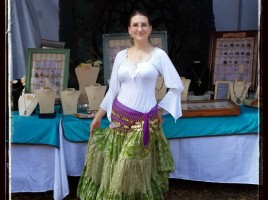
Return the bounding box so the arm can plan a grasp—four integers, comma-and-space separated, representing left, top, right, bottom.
75, 64, 100, 104
11, 79, 25, 111
229, 81, 251, 105
35, 86, 57, 118
180, 77, 191, 101
18, 93, 39, 116
60, 88, 81, 115
85, 83, 107, 111
189, 60, 209, 96
155, 76, 167, 101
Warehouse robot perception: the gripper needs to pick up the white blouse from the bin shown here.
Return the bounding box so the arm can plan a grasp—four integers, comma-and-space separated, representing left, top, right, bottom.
100, 47, 184, 121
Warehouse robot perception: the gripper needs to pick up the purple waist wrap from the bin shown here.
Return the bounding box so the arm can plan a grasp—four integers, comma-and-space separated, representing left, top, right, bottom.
111, 99, 158, 147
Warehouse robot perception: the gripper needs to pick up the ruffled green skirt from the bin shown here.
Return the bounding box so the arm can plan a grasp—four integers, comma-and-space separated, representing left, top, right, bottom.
77, 121, 174, 200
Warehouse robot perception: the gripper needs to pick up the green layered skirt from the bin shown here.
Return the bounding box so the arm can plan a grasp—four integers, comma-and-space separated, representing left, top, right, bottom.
77, 101, 174, 200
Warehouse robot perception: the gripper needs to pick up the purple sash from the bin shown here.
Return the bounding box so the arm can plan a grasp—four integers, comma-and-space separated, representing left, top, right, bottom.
111, 99, 158, 147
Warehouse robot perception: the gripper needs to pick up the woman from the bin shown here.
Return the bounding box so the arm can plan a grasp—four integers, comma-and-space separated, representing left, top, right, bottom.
77, 10, 184, 200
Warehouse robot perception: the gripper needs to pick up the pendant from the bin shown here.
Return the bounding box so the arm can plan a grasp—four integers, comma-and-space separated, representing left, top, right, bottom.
24, 110, 27, 115
197, 80, 202, 87
236, 98, 241, 104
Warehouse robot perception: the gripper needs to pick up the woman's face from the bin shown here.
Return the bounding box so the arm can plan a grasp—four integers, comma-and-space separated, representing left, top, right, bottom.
128, 14, 152, 43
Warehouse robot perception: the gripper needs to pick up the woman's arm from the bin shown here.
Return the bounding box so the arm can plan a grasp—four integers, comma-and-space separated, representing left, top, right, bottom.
90, 108, 106, 137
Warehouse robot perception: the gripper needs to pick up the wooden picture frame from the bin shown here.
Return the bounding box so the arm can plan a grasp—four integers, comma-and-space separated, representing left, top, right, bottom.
214, 81, 231, 100
25, 48, 70, 99
182, 99, 240, 117
102, 31, 168, 85
208, 30, 258, 91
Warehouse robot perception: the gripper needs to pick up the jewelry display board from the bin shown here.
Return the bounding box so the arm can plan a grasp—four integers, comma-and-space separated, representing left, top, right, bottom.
102, 31, 168, 85
208, 31, 258, 91
25, 48, 70, 99
181, 99, 240, 117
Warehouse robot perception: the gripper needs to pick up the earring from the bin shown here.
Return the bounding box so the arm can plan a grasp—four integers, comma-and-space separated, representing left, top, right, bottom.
130, 35, 134, 46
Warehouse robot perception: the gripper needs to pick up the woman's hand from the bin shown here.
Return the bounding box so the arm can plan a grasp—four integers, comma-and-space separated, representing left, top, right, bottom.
90, 118, 101, 138
89, 108, 107, 138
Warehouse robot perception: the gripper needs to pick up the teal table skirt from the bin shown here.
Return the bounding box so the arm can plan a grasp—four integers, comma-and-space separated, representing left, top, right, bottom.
11, 110, 63, 147
62, 106, 259, 143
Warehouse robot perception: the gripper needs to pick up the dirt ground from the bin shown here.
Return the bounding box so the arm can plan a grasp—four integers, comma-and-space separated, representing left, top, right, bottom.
11, 177, 259, 200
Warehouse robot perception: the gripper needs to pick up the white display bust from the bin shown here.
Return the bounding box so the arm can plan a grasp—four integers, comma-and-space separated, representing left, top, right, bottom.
18, 93, 39, 116
35, 86, 57, 114
85, 83, 107, 111
60, 88, 81, 115
229, 81, 251, 105
75, 64, 100, 104
155, 76, 167, 102
180, 77, 191, 101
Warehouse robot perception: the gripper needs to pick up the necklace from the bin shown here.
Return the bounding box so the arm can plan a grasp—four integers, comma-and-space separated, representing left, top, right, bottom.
233, 82, 247, 104
137, 50, 143, 60
12, 84, 24, 92
190, 66, 205, 87
23, 94, 37, 115
155, 77, 164, 91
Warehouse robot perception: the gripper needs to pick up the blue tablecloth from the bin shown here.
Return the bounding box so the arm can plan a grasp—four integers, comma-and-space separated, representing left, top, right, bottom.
11, 110, 63, 147
62, 106, 259, 143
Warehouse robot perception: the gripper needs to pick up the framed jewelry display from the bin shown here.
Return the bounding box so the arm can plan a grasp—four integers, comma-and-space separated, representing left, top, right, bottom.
102, 31, 168, 85
208, 31, 258, 91
181, 99, 240, 117
214, 81, 231, 100
25, 48, 70, 99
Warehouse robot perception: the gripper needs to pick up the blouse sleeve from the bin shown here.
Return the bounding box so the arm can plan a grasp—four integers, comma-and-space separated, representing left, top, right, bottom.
100, 50, 126, 121
154, 49, 184, 121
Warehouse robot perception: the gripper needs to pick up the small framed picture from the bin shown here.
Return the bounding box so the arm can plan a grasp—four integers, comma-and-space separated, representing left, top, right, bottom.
25, 48, 70, 99
214, 81, 231, 100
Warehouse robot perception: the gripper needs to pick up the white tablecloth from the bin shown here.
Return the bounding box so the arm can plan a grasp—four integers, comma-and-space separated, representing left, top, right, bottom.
11, 143, 69, 200
59, 123, 259, 184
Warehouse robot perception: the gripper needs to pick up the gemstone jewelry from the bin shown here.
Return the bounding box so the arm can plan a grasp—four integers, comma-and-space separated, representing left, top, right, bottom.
233, 81, 247, 104
190, 65, 205, 87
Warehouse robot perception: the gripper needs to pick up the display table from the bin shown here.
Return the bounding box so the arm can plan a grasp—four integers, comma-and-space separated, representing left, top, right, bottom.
10, 105, 259, 200
60, 106, 259, 184
10, 111, 69, 200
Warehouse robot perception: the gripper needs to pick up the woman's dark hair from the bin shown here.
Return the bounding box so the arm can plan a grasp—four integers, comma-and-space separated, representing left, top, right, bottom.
128, 10, 152, 26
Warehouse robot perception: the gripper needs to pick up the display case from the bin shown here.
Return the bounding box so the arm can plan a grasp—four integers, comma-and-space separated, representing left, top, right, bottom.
208, 31, 258, 91
25, 48, 70, 99
181, 99, 240, 117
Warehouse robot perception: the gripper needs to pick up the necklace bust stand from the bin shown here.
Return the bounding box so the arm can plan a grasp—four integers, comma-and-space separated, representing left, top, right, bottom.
35, 86, 57, 118
230, 81, 251, 105
85, 83, 107, 111
180, 77, 191, 101
75, 64, 100, 104
60, 88, 81, 115
11, 79, 25, 111
18, 93, 39, 116
155, 76, 167, 102
189, 60, 209, 96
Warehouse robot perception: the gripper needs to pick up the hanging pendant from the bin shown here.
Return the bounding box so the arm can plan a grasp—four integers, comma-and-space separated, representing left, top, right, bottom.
24, 110, 27, 115
197, 80, 202, 87
236, 98, 241, 104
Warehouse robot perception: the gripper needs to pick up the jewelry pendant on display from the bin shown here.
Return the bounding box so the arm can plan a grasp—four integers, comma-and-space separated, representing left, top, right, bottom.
236, 98, 241, 104
197, 80, 202, 87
